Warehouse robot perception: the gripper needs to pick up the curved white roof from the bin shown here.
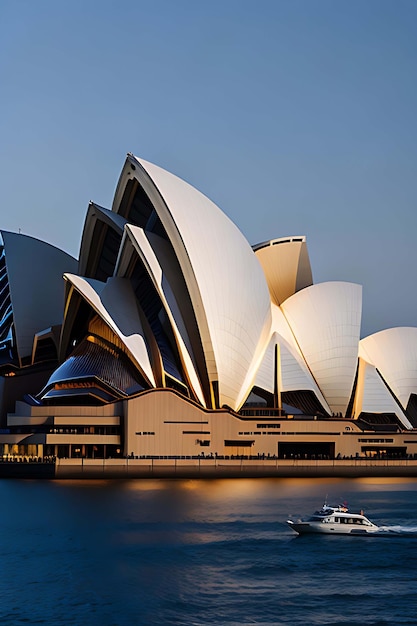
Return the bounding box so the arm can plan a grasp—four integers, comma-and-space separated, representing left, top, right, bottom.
1, 231, 77, 361
78, 203, 127, 276
254, 236, 313, 305
281, 282, 362, 415
115, 224, 206, 406
113, 155, 272, 410
359, 327, 417, 412
63, 273, 156, 387
353, 358, 412, 428
253, 305, 331, 413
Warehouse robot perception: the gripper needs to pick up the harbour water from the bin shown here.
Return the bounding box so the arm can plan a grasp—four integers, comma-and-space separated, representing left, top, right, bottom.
1, 477, 416, 625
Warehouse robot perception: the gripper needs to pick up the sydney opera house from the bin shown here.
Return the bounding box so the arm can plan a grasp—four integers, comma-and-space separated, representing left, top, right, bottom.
0, 154, 416, 472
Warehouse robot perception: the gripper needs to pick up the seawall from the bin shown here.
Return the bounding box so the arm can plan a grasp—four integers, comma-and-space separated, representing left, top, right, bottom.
56, 457, 417, 478
1, 458, 417, 479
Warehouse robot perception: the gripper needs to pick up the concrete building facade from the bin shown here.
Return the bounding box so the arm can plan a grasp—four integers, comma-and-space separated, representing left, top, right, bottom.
1, 155, 416, 468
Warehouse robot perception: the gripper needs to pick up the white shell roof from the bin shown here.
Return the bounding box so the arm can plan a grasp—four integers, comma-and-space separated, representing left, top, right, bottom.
254, 236, 313, 306
1, 231, 77, 360
254, 305, 331, 413
281, 282, 362, 415
64, 273, 155, 386
116, 224, 206, 406
359, 327, 417, 412
78, 203, 127, 276
120, 156, 272, 410
353, 358, 412, 428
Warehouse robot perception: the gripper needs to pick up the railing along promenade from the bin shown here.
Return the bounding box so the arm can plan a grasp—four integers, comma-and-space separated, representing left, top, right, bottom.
53, 455, 417, 479
1, 455, 417, 478
0, 455, 56, 477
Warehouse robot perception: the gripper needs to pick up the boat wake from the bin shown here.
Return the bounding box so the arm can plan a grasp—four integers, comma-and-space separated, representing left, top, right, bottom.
376, 525, 417, 536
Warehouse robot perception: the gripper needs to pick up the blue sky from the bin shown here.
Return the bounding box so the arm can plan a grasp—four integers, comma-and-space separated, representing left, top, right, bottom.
1, 0, 416, 338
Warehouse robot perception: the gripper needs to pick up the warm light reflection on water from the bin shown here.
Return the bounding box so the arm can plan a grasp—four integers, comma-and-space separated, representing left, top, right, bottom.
0, 477, 416, 625
355, 476, 417, 488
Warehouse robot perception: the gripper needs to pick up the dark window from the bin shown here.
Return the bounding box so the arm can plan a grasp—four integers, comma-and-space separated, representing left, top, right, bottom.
224, 440, 254, 447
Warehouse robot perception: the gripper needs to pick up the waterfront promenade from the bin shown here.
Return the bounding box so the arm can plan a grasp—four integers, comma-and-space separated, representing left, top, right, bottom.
1, 456, 417, 478
55, 456, 417, 478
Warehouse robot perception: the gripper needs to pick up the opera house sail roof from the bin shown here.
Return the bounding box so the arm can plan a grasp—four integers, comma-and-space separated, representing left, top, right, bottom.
0, 154, 416, 432
0, 231, 77, 371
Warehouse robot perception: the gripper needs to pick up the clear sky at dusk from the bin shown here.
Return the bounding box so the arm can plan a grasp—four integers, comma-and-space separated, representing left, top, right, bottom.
1, 0, 416, 338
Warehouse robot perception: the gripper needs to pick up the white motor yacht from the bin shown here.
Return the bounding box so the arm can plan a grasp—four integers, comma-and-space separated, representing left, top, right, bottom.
287, 503, 380, 535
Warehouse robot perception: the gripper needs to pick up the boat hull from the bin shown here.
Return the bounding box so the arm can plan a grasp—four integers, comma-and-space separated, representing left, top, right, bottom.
287, 520, 379, 535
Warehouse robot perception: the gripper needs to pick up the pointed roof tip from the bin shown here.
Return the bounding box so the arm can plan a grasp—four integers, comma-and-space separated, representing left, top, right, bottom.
126, 153, 138, 171
88, 200, 107, 211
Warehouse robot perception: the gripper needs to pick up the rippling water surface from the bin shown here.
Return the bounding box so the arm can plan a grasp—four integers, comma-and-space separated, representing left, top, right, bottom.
0, 477, 416, 625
